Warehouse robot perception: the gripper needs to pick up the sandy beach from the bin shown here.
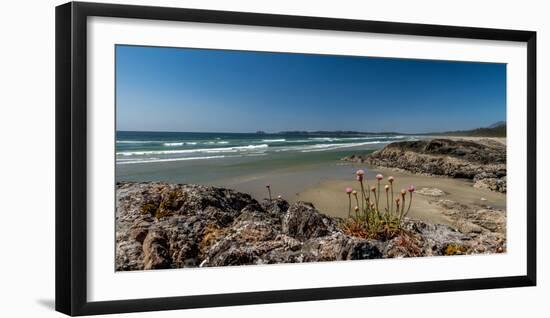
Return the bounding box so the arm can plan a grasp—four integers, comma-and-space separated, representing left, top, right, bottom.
297, 166, 506, 227
297, 136, 506, 226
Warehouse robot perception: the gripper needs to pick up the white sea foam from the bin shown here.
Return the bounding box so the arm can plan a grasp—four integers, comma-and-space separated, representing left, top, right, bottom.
116, 135, 405, 164
116, 155, 229, 164
284, 139, 315, 143
204, 141, 230, 145
163, 142, 184, 146
300, 141, 384, 152
117, 144, 269, 156
116, 140, 160, 144
308, 137, 337, 141
117, 140, 202, 145
306, 136, 406, 142
267, 141, 386, 153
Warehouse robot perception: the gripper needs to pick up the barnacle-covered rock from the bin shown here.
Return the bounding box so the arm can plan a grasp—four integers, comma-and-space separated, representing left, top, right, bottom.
116, 182, 505, 271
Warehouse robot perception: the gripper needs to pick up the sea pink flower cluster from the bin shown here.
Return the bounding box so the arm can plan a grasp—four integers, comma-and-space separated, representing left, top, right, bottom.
344, 170, 415, 228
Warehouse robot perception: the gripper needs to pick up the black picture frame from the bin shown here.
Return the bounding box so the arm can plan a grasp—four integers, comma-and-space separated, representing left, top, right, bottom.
55, 1, 537, 316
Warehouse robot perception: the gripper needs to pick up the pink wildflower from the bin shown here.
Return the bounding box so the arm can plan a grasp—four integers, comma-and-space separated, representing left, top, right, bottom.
355, 169, 365, 182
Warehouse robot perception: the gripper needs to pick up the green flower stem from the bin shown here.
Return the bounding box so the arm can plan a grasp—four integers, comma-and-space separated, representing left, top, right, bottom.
373, 191, 378, 214
399, 195, 405, 222
347, 195, 351, 218
386, 190, 390, 218
365, 179, 371, 201
359, 181, 365, 212
390, 184, 394, 217
376, 180, 380, 211
405, 193, 413, 218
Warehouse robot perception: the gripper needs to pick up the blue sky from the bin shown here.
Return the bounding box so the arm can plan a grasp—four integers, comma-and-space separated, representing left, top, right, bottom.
116, 45, 506, 134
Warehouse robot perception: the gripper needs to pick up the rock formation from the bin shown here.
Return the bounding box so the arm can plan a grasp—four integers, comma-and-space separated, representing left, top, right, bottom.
342, 138, 506, 193
116, 182, 505, 271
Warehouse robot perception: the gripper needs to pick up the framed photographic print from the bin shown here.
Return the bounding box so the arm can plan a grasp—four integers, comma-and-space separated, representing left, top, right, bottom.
55, 1, 536, 316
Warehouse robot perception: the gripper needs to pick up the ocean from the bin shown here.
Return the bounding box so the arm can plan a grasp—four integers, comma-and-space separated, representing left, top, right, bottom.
116, 131, 419, 199
116, 131, 412, 164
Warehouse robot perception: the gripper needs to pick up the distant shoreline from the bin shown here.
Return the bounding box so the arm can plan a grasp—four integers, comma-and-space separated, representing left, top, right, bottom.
116, 129, 505, 138
115, 120, 506, 138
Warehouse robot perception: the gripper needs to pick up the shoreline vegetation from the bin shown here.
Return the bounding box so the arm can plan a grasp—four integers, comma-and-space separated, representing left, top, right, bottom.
116, 136, 507, 271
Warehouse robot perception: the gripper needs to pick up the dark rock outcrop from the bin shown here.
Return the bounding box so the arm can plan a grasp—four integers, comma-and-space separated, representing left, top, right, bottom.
282, 202, 337, 240
116, 182, 505, 271
342, 138, 506, 193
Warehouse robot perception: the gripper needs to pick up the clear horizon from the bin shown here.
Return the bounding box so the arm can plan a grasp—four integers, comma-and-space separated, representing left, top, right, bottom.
116, 45, 506, 134
114, 125, 504, 134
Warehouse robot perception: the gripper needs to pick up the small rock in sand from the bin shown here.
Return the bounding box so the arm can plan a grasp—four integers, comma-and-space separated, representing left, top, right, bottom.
416, 187, 446, 197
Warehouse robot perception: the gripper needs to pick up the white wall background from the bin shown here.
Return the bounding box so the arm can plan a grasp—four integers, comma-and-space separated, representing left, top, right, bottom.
0, 0, 547, 316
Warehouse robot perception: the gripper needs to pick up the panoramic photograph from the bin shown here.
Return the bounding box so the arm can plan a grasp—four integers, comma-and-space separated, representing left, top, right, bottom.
115, 45, 507, 271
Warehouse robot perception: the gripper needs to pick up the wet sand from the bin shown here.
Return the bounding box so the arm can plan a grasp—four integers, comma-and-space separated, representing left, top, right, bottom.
297, 166, 506, 227
207, 160, 506, 228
